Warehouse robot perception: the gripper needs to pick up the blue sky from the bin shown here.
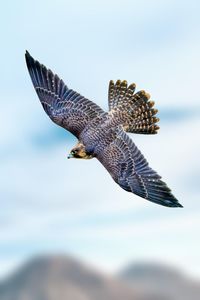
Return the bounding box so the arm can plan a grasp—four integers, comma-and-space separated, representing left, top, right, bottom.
0, 0, 200, 279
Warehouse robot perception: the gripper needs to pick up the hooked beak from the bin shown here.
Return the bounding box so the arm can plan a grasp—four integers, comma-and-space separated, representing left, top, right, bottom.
67, 153, 73, 159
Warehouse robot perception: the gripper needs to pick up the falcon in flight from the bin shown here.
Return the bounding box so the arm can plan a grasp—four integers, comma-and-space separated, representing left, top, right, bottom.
25, 51, 182, 208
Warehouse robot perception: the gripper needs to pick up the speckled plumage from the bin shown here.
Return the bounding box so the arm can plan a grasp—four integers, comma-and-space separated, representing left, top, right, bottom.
25, 51, 182, 208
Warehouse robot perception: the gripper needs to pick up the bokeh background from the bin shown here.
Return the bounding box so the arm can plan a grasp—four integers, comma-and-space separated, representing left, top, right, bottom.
0, 0, 200, 290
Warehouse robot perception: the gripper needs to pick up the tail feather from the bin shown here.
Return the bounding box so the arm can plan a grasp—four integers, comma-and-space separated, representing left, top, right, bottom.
108, 80, 160, 134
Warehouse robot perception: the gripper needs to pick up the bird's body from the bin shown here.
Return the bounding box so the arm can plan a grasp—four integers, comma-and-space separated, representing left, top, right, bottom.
25, 51, 182, 208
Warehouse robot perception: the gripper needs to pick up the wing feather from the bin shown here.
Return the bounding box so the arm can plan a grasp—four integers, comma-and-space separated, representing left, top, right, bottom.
97, 129, 182, 207
25, 51, 104, 138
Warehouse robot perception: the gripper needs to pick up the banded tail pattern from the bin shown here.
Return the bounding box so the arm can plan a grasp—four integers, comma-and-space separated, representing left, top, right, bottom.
108, 80, 160, 134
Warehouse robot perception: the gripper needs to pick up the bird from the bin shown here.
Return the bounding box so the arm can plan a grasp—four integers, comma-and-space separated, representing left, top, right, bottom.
25, 51, 182, 208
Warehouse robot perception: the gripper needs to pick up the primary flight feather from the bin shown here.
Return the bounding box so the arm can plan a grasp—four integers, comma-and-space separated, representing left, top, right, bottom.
25, 51, 182, 208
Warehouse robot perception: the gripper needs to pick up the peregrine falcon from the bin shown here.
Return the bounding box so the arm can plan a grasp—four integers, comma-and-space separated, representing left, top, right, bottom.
25, 51, 182, 208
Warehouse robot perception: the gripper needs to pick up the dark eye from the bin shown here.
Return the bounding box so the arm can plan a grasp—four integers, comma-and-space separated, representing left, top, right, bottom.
71, 150, 76, 155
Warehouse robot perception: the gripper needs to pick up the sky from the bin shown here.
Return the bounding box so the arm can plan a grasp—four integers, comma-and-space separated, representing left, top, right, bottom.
0, 0, 200, 280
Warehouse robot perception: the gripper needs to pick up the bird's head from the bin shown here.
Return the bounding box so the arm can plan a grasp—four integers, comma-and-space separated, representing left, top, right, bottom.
68, 143, 93, 159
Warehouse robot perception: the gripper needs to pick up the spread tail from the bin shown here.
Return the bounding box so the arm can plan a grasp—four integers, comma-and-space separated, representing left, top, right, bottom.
108, 80, 160, 134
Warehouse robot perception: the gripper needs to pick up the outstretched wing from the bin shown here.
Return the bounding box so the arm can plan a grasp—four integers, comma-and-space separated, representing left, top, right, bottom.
97, 129, 182, 207
25, 51, 104, 138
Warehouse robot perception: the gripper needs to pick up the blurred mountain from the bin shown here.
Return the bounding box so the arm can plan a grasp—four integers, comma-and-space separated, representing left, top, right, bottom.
119, 262, 200, 300
0, 255, 137, 300
0, 256, 200, 300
